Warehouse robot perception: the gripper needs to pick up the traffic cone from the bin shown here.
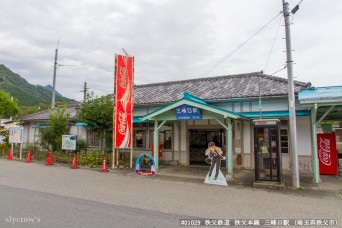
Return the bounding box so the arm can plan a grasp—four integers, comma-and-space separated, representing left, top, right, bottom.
101, 157, 108, 172
71, 154, 78, 169
46, 152, 53, 166
7, 149, 12, 160
26, 150, 32, 163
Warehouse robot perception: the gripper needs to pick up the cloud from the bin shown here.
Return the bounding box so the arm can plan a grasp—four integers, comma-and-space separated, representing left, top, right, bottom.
0, 0, 341, 102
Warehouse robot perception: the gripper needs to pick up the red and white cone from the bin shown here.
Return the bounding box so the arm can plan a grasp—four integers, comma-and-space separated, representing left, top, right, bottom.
7, 149, 12, 160
26, 150, 32, 163
101, 157, 108, 172
46, 152, 53, 165
71, 154, 78, 169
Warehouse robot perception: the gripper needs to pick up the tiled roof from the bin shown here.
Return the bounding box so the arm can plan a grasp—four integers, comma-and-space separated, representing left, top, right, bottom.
134, 72, 311, 105
21, 105, 80, 122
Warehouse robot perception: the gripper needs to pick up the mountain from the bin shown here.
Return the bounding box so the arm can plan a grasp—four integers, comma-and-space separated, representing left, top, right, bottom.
0, 64, 77, 106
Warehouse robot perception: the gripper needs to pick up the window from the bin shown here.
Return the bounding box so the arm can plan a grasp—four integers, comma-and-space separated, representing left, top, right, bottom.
159, 130, 172, 150
280, 128, 288, 153
134, 130, 146, 148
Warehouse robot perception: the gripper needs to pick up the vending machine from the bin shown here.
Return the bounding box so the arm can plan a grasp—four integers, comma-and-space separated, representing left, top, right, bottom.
254, 119, 282, 183
317, 133, 338, 175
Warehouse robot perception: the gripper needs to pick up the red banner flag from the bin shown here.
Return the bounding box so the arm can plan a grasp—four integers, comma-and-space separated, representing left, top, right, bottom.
114, 55, 134, 148
317, 133, 338, 175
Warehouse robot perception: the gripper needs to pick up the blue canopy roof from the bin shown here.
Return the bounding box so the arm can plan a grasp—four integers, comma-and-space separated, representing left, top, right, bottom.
75, 122, 89, 126
299, 86, 342, 102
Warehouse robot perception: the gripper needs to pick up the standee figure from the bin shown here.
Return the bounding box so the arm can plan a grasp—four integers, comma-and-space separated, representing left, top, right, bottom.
140, 153, 152, 172
205, 142, 226, 180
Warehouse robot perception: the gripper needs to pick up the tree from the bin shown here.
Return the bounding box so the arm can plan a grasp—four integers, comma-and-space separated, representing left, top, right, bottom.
79, 92, 113, 152
0, 90, 20, 118
40, 107, 69, 152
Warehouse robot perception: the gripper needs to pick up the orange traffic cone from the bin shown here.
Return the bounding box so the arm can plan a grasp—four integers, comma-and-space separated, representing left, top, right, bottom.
26, 150, 32, 163
7, 149, 12, 160
101, 157, 108, 172
46, 152, 53, 166
71, 154, 78, 169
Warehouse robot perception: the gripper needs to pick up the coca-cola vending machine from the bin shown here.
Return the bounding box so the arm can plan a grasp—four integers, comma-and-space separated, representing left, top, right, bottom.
317, 133, 338, 175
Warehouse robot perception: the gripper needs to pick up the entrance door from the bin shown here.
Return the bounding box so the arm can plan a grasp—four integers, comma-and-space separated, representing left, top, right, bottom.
189, 129, 225, 166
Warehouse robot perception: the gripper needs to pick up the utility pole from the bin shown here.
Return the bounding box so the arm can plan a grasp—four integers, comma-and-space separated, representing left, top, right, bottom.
80, 82, 89, 103
282, 0, 300, 188
52, 48, 58, 109
51, 43, 75, 109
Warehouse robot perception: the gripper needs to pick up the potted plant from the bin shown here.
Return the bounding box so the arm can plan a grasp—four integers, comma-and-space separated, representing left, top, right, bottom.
320, 122, 334, 134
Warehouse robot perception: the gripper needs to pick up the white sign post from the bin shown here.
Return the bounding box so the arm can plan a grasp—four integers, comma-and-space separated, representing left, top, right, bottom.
9, 127, 24, 159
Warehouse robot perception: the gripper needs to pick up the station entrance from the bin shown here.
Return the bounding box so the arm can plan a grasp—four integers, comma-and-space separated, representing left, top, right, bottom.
189, 129, 226, 166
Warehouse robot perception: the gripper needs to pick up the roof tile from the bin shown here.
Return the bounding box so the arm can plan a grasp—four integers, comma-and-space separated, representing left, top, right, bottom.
134, 72, 311, 105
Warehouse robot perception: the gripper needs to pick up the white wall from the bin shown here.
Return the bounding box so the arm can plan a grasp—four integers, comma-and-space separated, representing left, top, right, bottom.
70, 126, 87, 141
180, 121, 188, 165
243, 121, 252, 154
296, 116, 312, 156
234, 120, 242, 154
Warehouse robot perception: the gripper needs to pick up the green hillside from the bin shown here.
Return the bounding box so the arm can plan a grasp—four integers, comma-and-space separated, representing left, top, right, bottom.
0, 64, 77, 106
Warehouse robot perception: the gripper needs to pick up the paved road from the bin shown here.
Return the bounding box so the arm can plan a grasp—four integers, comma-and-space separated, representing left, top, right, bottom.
0, 185, 187, 228
0, 159, 341, 227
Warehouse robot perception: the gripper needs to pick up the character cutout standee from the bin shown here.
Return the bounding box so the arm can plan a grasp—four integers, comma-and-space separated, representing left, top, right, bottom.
204, 142, 228, 186
135, 153, 156, 176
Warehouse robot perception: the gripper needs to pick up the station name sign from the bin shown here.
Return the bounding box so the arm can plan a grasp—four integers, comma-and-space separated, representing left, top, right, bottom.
175, 104, 202, 120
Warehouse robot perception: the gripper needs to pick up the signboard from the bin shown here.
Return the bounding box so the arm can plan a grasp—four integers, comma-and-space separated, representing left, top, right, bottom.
114, 55, 134, 148
62, 135, 77, 150
9, 127, 23, 143
317, 133, 338, 175
175, 104, 202, 120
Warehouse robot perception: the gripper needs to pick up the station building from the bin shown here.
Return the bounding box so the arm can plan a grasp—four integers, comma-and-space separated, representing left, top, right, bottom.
20, 71, 342, 180
132, 72, 313, 176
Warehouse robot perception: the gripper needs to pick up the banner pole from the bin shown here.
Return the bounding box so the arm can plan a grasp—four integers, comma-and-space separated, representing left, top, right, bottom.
112, 54, 118, 169
116, 148, 119, 167
130, 57, 135, 168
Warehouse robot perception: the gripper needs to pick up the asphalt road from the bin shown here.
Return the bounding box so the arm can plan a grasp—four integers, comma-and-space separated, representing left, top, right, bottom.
0, 184, 187, 228
0, 159, 341, 227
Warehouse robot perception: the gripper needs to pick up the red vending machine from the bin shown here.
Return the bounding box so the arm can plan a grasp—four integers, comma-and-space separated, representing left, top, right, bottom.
317, 133, 338, 175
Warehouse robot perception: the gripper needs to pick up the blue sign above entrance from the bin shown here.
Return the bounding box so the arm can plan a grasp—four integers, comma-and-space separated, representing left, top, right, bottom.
175, 104, 202, 120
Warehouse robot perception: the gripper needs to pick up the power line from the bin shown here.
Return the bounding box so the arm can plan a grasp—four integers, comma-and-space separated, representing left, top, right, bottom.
270, 65, 287, 76
201, 11, 283, 77
264, 14, 283, 73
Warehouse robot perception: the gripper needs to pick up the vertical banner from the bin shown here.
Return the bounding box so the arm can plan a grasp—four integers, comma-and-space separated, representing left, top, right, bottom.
113, 54, 134, 148
317, 133, 338, 175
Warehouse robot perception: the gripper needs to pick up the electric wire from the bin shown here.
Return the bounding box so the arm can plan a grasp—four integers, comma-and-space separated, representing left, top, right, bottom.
264, 15, 283, 73
270, 65, 287, 76
201, 11, 283, 78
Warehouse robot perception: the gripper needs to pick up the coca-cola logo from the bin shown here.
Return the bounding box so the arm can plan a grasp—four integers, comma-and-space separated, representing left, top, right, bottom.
318, 137, 331, 166
118, 112, 127, 135
119, 66, 127, 88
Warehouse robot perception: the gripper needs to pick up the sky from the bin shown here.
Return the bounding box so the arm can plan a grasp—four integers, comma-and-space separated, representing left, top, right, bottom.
1, 0, 341, 102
